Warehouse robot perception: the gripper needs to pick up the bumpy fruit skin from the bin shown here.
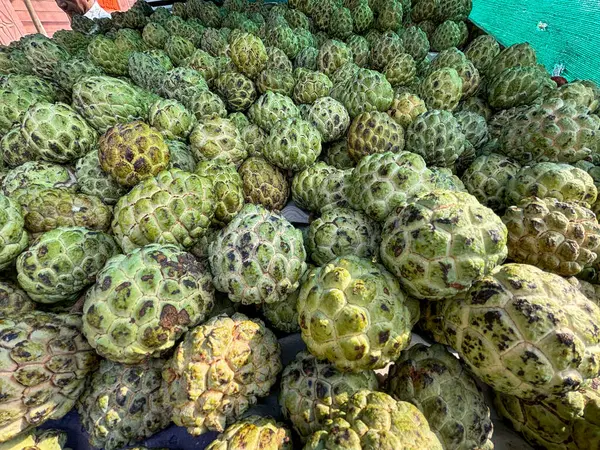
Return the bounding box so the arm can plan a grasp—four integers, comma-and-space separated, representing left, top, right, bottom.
0, 282, 35, 318
21, 34, 69, 79
297, 256, 414, 372
1, 127, 39, 169
431, 20, 461, 51
495, 378, 600, 450
247, 91, 300, 132
455, 110, 489, 150
0, 312, 98, 443
205, 415, 292, 450
190, 116, 248, 167
0, 194, 28, 270
112, 169, 215, 252
464, 35, 500, 74
194, 161, 244, 226
486, 42, 539, 76
499, 97, 600, 165
87, 35, 130, 76
503, 197, 600, 276
461, 153, 521, 213
346, 35, 370, 68
558, 81, 600, 111
347, 111, 405, 162
305, 97, 350, 143
142, 22, 169, 48
458, 96, 493, 121
387, 92, 427, 129
209, 204, 306, 304
488, 66, 555, 110
187, 0, 221, 27
0, 78, 56, 135
306, 208, 380, 266
402, 26, 430, 63
23, 189, 111, 233
323, 140, 355, 169
0, 46, 32, 75
162, 313, 281, 435
185, 49, 218, 83
428, 48, 480, 99
348, 151, 435, 222
17, 227, 119, 304
229, 32, 267, 79
78, 358, 171, 450
370, 31, 404, 72
434, 263, 600, 400
279, 351, 378, 441
20, 102, 98, 163
420, 67, 463, 111
165, 35, 195, 66
383, 53, 417, 87
505, 162, 598, 207
54, 57, 104, 93
261, 264, 314, 334
265, 24, 300, 60
1, 73, 58, 97
256, 68, 295, 95
2, 161, 77, 206
386, 344, 494, 450
330, 68, 394, 118
127, 53, 170, 93
72, 76, 147, 134
329, 61, 359, 86
260, 43, 289, 70
406, 109, 467, 167
166, 140, 196, 172
160, 68, 209, 106
264, 118, 322, 171
215, 71, 257, 112
376, 0, 404, 31
240, 124, 267, 156
303, 390, 443, 450
188, 90, 228, 120
431, 167, 467, 191
82, 244, 215, 364
318, 39, 353, 77
0, 87, 46, 137
238, 157, 289, 211
148, 98, 196, 142
412, 0, 439, 23
228, 112, 250, 131
76, 151, 127, 205
291, 163, 350, 213
351, 1, 374, 33
261, 289, 300, 333
293, 69, 333, 105
381, 190, 508, 300
0, 428, 70, 449
99, 121, 170, 187
569, 277, 600, 307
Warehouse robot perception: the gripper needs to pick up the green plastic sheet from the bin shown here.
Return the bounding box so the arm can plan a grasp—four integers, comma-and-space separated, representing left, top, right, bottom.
470, 0, 600, 84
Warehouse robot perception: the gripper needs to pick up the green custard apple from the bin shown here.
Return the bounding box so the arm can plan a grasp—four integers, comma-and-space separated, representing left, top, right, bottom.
380, 189, 508, 299
82, 244, 215, 364
297, 256, 416, 372
209, 204, 306, 305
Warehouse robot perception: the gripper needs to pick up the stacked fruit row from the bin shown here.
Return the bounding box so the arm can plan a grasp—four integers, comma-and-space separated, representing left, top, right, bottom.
0, 0, 599, 448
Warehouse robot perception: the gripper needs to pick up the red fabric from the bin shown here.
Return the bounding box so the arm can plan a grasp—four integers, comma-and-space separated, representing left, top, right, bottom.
97, 0, 121, 11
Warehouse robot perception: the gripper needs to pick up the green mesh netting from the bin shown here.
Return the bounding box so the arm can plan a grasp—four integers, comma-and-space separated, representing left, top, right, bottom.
470, 0, 600, 84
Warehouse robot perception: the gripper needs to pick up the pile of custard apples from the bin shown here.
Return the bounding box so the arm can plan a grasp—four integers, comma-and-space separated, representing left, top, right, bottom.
0, 0, 600, 448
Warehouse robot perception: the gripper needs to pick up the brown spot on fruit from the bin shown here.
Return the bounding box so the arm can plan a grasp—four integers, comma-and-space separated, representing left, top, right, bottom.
378, 330, 390, 344
159, 304, 190, 329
